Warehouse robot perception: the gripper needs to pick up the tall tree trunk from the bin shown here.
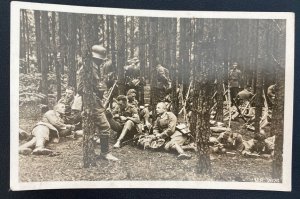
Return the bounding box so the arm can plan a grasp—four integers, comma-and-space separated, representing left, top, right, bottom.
82, 14, 97, 168
106, 15, 110, 52
149, 17, 158, 117
193, 18, 212, 174
254, 20, 264, 134
45, 13, 51, 72
34, 10, 42, 72
182, 19, 191, 97
110, 16, 116, 72
25, 10, 30, 73
271, 19, 285, 181
58, 13, 68, 75
40, 11, 49, 105
215, 19, 224, 122
51, 12, 61, 101
20, 10, 26, 73
138, 17, 146, 104
67, 13, 77, 91
125, 17, 128, 59
116, 16, 126, 95
130, 16, 135, 58
170, 18, 179, 116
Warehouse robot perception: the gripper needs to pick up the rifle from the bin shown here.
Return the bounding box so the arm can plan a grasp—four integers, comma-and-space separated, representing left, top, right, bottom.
103, 81, 118, 109
178, 81, 193, 122
231, 98, 248, 123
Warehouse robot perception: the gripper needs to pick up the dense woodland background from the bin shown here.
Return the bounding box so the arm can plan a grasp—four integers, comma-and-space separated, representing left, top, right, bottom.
19, 9, 286, 179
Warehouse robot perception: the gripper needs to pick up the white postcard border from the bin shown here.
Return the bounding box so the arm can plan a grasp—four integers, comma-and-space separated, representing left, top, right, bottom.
10, 1, 294, 191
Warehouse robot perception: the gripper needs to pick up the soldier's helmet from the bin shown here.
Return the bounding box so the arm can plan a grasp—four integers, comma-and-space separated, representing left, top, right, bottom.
92, 45, 106, 60
232, 62, 238, 67
127, 89, 137, 96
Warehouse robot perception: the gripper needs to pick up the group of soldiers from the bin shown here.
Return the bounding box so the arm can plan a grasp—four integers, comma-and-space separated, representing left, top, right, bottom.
19, 44, 275, 161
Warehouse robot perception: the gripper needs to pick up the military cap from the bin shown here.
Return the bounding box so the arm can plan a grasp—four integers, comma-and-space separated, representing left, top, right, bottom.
92, 45, 106, 60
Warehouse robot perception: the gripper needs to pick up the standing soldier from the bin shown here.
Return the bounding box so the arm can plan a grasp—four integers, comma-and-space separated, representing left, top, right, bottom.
228, 62, 242, 104
77, 45, 119, 161
151, 59, 171, 110
124, 58, 142, 101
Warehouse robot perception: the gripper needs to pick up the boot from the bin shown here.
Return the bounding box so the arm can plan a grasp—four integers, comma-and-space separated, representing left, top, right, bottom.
100, 134, 119, 161
102, 153, 119, 161
19, 148, 32, 155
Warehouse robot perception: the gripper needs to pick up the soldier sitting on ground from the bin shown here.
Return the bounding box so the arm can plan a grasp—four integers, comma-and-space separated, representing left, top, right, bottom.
126, 89, 139, 108
211, 131, 244, 154
153, 102, 191, 160
58, 87, 75, 122
19, 103, 75, 155
139, 104, 152, 134
105, 95, 141, 148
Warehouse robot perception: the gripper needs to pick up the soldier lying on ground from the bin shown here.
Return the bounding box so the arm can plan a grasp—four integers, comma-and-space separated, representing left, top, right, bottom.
152, 102, 191, 160
105, 95, 141, 148
19, 103, 76, 155
210, 131, 244, 154
242, 133, 275, 159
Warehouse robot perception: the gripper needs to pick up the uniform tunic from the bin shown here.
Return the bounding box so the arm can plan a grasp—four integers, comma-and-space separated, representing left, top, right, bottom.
32, 110, 71, 142
108, 102, 141, 135
77, 63, 110, 134
153, 112, 187, 150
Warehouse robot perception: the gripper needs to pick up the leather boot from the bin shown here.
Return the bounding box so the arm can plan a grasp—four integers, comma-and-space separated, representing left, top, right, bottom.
100, 134, 119, 161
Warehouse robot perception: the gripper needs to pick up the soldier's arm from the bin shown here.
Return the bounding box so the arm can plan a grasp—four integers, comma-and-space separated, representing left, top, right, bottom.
126, 113, 140, 124
152, 119, 160, 135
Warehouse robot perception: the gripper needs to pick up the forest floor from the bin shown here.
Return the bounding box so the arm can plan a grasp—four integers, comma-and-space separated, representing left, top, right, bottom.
18, 117, 278, 183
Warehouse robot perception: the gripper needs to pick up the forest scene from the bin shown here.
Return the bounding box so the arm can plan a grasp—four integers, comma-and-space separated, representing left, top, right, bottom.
18, 9, 286, 183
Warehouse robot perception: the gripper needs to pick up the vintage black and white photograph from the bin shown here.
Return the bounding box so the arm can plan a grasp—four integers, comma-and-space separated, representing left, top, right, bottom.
10, 2, 294, 191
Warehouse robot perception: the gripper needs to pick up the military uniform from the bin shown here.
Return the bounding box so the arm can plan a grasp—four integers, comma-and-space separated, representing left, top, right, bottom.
216, 132, 244, 152
76, 45, 119, 161
153, 111, 187, 151
107, 102, 141, 138
19, 109, 74, 155
77, 64, 110, 134
229, 67, 242, 102
242, 136, 275, 157
152, 64, 171, 103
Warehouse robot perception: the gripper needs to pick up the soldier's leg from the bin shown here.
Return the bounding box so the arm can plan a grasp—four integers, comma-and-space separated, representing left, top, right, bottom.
95, 111, 119, 161
32, 125, 53, 155
19, 137, 37, 155
113, 120, 135, 148
166, 134, 191, 160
